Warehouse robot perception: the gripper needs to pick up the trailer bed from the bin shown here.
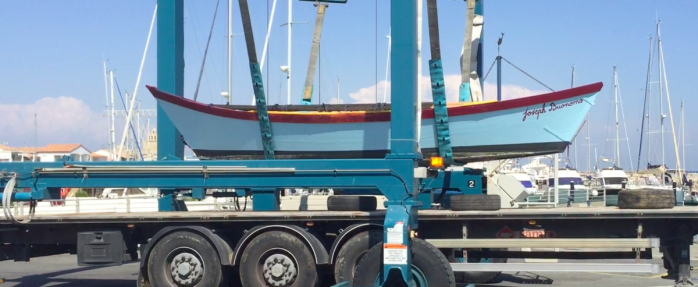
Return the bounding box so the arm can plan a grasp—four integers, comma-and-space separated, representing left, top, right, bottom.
3, 206, 697, 224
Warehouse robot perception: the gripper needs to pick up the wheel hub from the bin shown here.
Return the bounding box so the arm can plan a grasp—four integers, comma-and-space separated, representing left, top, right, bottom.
262, 254, 297, 286
170, 252, 204, 286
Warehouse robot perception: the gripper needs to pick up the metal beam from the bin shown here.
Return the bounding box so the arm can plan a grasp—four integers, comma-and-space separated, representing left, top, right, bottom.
156, 0, 184, 160
450, 263, 660, 273
427, 238, 660, 249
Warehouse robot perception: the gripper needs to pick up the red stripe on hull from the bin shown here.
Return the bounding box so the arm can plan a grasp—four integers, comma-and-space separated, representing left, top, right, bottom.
147, 82, 602, 124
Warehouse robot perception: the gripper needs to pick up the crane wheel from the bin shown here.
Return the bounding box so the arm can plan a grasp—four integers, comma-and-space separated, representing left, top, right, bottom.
352, 238, 455, 287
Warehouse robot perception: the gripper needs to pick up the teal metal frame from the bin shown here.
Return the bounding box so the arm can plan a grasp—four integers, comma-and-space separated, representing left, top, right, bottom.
0, 0, 427, 285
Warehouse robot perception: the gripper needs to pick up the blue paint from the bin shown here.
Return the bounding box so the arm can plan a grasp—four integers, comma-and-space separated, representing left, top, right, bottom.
428, 59, 454, 160
301, 86, 313, 105
459, 82, 471, 102
251, 189, 280, 211
192, 188, 205, 200
156, 0, 184, 160
0, 192, 32, 202
388, 0, 420, 161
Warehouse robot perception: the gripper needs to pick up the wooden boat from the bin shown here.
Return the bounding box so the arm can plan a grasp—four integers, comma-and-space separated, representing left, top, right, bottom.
147, 82, 602, 163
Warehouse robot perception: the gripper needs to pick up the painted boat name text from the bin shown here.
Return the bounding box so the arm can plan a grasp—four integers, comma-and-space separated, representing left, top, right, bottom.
522, 99, 584, 122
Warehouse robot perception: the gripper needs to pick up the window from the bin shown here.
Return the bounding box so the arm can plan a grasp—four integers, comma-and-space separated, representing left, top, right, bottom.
604, 177, 627, 185
521, 180, 533, 188
549, 177, 583, 187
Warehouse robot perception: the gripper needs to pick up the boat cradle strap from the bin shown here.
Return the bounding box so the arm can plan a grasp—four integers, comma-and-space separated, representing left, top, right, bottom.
250, 62, 275, 159
238, 0, 275, 159
429, 59, 453, 159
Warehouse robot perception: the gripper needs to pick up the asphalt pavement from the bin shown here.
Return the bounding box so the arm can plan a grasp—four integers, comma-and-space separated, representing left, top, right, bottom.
0, 252, 696, 287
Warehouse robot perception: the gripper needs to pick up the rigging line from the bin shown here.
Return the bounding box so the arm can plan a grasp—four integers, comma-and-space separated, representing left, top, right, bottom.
482, 57, 498, 82
193, 0, 222, 102
616, 75, 634, 171
186, 1, 216, 102
500, 56, 554, 92
113, 77, 144, 160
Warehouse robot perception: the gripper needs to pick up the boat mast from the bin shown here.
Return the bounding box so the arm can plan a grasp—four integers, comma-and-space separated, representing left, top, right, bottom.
227, 0, 233, 101
109, 70, 116, 161
682, 100, 685, 175
613, 65, 620, 167
102, 60, 112, 159
638, 36, 653, 171
657, 21, 665, 168
287, 0, 292, 104
657, 20, 683, 183
571, 66, 572, 169
383, 28, 391, 103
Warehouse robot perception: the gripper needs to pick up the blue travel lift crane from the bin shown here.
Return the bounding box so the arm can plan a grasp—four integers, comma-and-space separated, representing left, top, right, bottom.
0, 0, 486, 286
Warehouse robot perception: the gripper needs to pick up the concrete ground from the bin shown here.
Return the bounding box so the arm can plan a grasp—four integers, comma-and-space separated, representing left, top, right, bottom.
0, 251, 695, 287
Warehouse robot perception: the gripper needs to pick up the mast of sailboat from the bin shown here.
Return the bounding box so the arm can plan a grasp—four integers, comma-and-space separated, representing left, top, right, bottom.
657, 21, 665, 169
227, 0, 233, 101
570, 65, 572, 169
638, 36, 653, 171
287, 0, 292, 104
656, 20, 683, 183
102, 60, 112, 160
682, 100, 685, 176
109, 70, 116, 161
613, 65, 620, 167
383, 28, 391, 103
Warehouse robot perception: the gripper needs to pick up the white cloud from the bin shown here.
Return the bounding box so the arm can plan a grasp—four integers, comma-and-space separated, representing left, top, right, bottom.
348, 74, 550, 103
0, 97, 107, 149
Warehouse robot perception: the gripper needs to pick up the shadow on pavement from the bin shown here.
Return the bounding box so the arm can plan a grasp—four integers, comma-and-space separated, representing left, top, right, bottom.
475, 272, 554, 286
3, 265, 135, 287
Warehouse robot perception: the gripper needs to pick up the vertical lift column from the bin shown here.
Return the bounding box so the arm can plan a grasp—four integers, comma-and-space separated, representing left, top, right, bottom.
156, 0, 187, 211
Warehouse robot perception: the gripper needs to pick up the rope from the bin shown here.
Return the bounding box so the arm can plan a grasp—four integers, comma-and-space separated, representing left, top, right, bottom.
500, 56, 555, 92
193, 0, 222, 101
482, 57, 497, 82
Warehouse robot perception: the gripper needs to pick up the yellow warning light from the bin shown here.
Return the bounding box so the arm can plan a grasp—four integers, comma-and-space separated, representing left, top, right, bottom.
430, 157, 444, 168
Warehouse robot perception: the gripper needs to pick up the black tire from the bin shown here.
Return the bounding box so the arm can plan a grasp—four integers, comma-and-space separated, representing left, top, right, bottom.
446, 248, 506, 284
450, 194, 500, 211
334, 230, 383, 284
136, 270, 152, 287
328, 195, 378, 211
352, 238, 455, 287
618, 189, 675, 209
147, 231, 228, 287
239, 231, 319, 287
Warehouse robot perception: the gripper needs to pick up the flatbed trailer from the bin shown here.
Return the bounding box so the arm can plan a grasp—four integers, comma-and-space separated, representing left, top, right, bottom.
0, 205, 696, 286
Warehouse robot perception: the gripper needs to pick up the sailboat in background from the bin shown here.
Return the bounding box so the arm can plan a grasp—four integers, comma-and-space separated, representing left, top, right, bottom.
637, 20, 683, 187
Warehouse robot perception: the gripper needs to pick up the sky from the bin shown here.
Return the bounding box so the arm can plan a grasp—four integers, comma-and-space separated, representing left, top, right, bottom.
1, 0, 696, 171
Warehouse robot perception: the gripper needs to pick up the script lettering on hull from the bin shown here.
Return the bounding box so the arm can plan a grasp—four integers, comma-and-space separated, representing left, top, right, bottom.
522, 98, 584, 122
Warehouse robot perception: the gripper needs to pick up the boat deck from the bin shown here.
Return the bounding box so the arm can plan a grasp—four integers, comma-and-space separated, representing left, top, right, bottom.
2, 206, 697, 224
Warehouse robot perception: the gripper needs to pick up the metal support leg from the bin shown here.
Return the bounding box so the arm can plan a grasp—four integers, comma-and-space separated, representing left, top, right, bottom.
158, 192, 188, 212
382, 202, 418, 287
252, 189, 280, 211
676, 225, 694, 286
